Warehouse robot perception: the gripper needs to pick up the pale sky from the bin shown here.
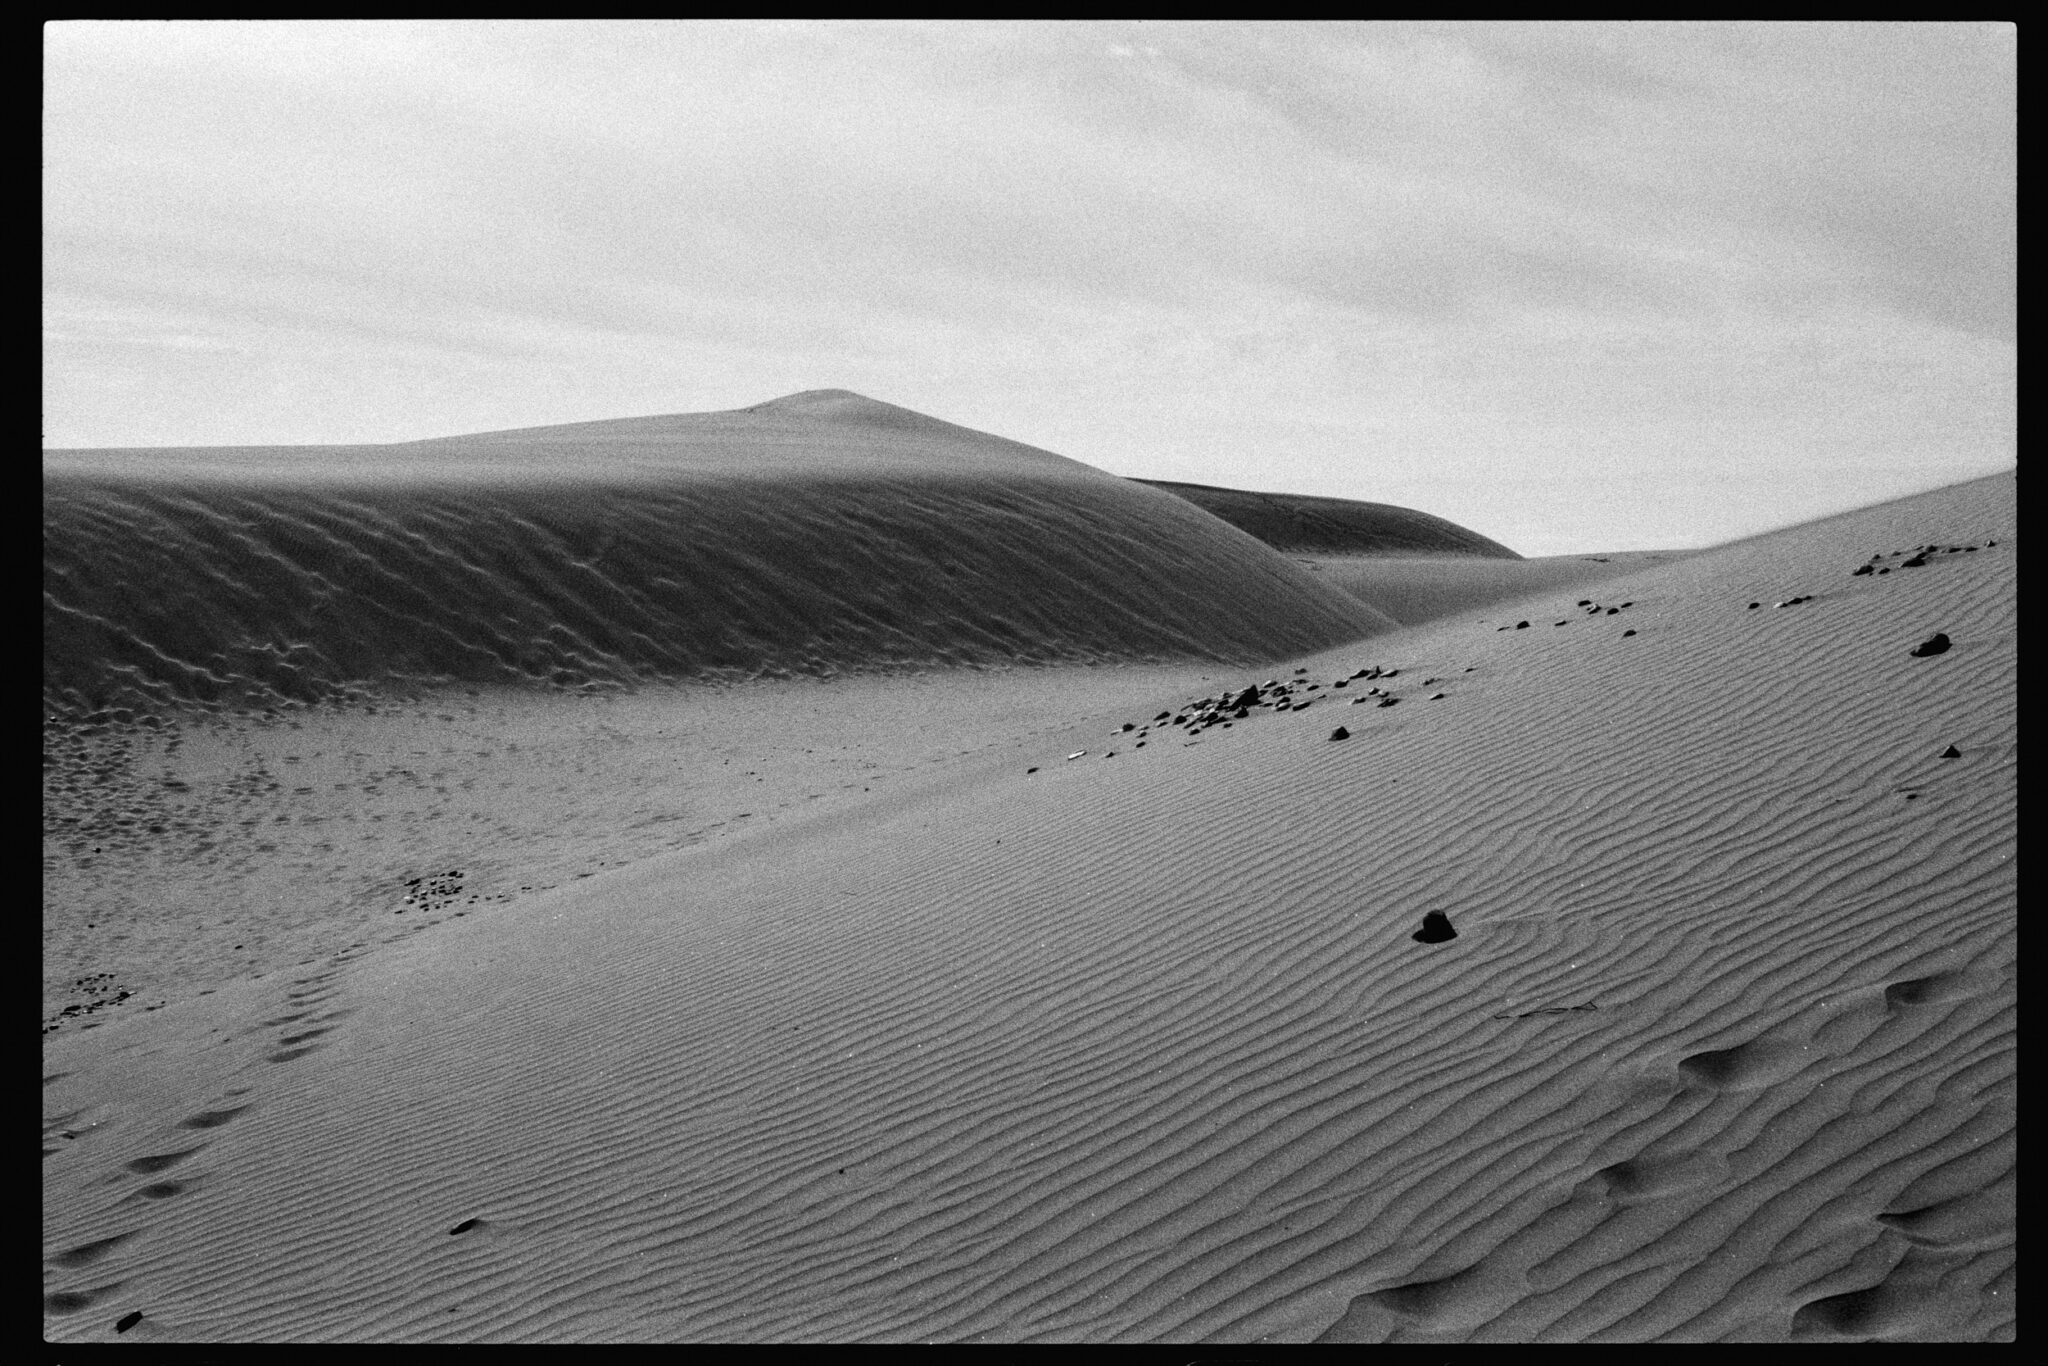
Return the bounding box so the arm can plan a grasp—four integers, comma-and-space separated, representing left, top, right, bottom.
45, 20, 2013, 555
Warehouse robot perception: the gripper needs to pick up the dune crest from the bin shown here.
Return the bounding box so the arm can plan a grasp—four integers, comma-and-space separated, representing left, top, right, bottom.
44, 395, 1395, 717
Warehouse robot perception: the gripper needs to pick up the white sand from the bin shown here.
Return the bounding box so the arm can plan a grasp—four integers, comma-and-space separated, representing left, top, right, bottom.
43, 397, 2013, 1342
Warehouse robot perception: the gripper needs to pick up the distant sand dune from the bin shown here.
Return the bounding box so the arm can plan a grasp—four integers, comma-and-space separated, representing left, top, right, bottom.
43, 469, 2012, 1342
43, 393, 1394, 716
1133, 479, 1521, 558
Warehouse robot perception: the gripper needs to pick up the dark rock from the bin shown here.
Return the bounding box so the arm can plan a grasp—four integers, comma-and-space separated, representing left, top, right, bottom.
1412, 911, 1457, 944
1430, 693, 1445, 699
1908, 632, 1952, 657
1515, 621, 1529, 629
1121, 723, 1135, 732
1329, 726, 1350, 741
1940, 744, 1961, 759
115, 1311, 143, 1333
1748, 602, 1760, 609
1378, 696, 1400, 708
1853, 565, 1873, 576
1577, 599, 1592, 606
1623, 629, 1636, 637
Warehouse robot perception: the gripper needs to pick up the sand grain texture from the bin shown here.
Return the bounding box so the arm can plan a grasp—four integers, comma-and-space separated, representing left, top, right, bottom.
44, 453, 2012, 1342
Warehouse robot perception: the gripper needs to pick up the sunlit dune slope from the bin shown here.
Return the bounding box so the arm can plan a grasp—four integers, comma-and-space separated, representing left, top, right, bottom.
41, 474, 2012, 1343
42, 392, 1394, 716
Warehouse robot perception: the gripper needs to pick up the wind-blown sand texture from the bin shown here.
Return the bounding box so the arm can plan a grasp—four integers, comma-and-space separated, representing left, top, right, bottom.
44, 396, 2012, 1342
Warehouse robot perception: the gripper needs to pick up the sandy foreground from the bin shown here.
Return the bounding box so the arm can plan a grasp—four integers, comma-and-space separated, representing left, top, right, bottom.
44, 404, 2011, 1340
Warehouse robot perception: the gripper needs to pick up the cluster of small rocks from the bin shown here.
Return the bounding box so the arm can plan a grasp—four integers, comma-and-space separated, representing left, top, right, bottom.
1498, 597, 1635, 631
1067, 662, 1442, 761
1852, 540, 1995, 577
400, 870, 468, 914
43, 973, 134, 1033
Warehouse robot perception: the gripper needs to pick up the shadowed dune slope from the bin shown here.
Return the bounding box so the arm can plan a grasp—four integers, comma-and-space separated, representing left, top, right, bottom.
42, 392, 1394, 716
42, 473, 2012, 1342
1134, 479, 1521, 558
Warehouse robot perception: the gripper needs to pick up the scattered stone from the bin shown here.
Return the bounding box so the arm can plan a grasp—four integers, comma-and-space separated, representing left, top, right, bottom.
1120, 723, 1134, 732
1066, 751, 1087, 760
1940, 744, 1962, 759
1623, 629, 1636, 637
1153, 711, 1170, 721
1378, 696, 1400, 708
1515, 621, 1529, 629
1853, 564, 1874, 576
1430, 693, 1445, 700
1748, 602, 1760, 609
115, 1311, 144, 1333
1577, 599, 1592, 606
1329, 726, 1350, 741
1412, 911, 1457, 944
1026, 767, 1038, 774
1908, 632, 1952, 658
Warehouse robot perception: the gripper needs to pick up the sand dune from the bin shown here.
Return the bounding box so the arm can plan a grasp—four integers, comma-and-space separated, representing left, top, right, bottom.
1133, 479, 1521, 557
1301, 549, 1697, 627
42, 391, 1394, 718
43, 469, 2012, 1342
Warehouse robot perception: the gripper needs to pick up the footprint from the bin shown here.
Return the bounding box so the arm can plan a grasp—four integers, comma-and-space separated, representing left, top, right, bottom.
1789, 1256, 1957, 1340
1883, 970, 1988, 1013
123, 1147, 203, 1176
44, 1282, 124, 1316
126, 1177, 200, 1202
1349, 1259, 1528, 1335
49, 1232, 138, 1269
177, 1105, 249, 1130
1677, 1036, 1815, 1092
1876, 1172, 2014, 1253
1589, 1149, 1728, 1206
